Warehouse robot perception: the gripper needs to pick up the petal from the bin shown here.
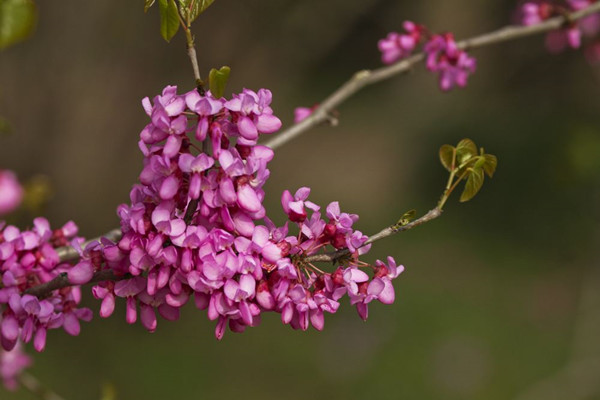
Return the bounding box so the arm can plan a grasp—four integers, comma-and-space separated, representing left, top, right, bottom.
237, 116, 258, 140
140, 304, 157, 333
63, 313, 81, 336
239, 274, 256, 297
224, 279, 239, 301
310, 309, 325, 331
239, 301, 253, 325
100, 294, 116, 318
163, 135, 182, 158
34, 327, 47, 352
356, 302, 368, 321
255, 114, 282, 133
237, 185, 262, 213
344, 268, 370, 283
1, 315, 19, 341
126, 297, 137, 324
377, 279, 396, 305
68, 261, 94, 285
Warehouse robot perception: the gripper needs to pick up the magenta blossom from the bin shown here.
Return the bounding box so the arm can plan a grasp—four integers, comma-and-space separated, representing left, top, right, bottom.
0, 170, 23, 216
378, 21, 425, 64
424, 33, 477, 91
0, 342, 31, 390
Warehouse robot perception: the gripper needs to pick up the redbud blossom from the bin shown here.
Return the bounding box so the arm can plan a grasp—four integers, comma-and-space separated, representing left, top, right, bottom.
0, 170, 23, 215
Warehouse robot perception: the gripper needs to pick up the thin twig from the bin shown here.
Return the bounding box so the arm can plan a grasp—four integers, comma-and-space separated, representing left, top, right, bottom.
56, 228, 121, 263
305, 208, 442, 263
19, 372, 66, 400
263, 3, 600, 150
24, 270, 128, 298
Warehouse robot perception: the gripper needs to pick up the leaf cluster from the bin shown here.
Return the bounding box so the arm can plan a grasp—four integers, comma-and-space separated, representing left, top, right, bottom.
0, 0, 36, 50
439, 138, 497, 203
145, 0, 215, 42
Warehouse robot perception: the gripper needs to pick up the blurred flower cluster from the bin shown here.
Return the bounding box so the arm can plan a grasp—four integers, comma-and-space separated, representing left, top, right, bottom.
517, 0, 600, 58
0, 217, 91, 355
378, 21, 476, 91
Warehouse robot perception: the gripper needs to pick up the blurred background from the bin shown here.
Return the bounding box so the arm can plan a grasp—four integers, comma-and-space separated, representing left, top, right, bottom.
1, 0, 600, 399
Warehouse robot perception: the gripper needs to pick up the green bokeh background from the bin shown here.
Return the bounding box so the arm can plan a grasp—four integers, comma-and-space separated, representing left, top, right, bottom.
2, 1, 600, 399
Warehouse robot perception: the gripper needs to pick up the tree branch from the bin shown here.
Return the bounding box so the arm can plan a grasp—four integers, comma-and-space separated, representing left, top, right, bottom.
25, 3, 600, 296
262, 3, 600, 150
305, 207, 442, 263
24, 270, 128, 298
55, 228, 121, 263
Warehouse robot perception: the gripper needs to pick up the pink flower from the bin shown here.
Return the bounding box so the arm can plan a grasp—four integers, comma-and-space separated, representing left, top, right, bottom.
378, 21, 425, 64
293, 107, 313, 124
0, 342, 31, 390
0, 170, 23, 215
425, 33, 477, 91
518, 2, 553, 26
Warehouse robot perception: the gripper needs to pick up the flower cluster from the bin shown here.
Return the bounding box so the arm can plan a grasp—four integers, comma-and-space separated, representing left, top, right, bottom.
0, 170, 23, 216
378, 21, 426, 64
424, 33, 477, 91
0, 218, 92, 353
82, 86, 403, 339
378, 22, 477, 91
517, 0, 600, 53
0, 85, 405, 389
0, 342, 31, 390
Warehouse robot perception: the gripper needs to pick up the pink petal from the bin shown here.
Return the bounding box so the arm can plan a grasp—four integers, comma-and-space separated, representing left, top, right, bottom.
237, 185, 262, 213
310, 309, 325, 331
126, 297, 137, 324
63, 313, 81, 336
159, 175, 179, 200
237, 116, 258, 140
255, 114, 282, 133
356, 303, 368, 321
1, 315, 19, 341
100, 294, 116, 318
377, 279, 396, 305
140, 304, 157, 332
68, 261, 94, 285
34, 327, 47, 352
239, 274, 256, 297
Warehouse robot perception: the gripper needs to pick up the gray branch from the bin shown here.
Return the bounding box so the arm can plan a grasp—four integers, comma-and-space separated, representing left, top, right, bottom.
263, 3, 600, 150
305, 208, 442, 264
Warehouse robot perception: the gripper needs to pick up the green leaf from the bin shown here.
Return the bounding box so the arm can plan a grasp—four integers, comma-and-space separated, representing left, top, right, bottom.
158, 0, 180, 42
100, 383, 117, 400
144, 0, 156, 12
439, 144, 455, 172
456, 138, 477, 164
397, 209, 416, 226
0, 116, 11, 136
208, 66, 230, 98
179, 0, 215, 23
459, 168, 484, 202
0, 0, 36, 50
483, 154, 497, 178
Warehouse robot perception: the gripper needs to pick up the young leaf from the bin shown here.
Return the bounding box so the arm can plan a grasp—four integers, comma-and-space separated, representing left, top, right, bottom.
459, 168, 484, 202
456, 138, 477, 164
397, 209, 417, 226
0, 116, 11, 136
439, 144, 455, 172
0, 0, 37, 50
179, 0, 215, 23
209, 66, 230, 98
144, 0, 156, 12
158, 0, 180, 42
483, 154, 497, 178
